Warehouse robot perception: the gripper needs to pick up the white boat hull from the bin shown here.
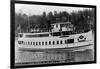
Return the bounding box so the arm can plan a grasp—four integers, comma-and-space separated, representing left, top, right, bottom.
18, 40, 94, 52
17, 30, 94, 51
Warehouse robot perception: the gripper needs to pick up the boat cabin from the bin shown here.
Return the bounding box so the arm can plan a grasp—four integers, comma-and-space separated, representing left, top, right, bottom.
51, 22, 74, 32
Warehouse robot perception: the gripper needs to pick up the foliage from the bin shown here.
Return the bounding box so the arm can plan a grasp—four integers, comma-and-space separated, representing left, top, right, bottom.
15, 8, 95, 34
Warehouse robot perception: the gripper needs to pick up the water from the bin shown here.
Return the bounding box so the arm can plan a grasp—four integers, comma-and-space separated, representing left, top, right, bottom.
15, 40, 94, 66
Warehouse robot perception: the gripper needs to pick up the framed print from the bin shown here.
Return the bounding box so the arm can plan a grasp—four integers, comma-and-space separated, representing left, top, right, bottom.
10, 0, 96, 69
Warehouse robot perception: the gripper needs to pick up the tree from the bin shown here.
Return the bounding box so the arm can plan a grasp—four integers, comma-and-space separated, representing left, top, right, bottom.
61, 11, 69, 22
47, 12, 54, 23
42, 11, 47, 24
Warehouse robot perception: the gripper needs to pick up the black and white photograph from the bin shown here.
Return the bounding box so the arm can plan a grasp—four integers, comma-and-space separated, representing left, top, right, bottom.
11, 0, 96, 68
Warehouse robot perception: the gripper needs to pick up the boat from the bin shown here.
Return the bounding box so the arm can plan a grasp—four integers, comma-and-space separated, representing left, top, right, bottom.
17, 22, 94, 51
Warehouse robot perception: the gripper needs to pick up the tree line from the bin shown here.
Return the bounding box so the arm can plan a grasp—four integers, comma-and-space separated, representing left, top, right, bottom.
15, 8, 95, 35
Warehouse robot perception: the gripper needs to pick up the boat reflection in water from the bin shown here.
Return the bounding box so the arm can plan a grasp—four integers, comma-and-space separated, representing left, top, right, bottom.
15, 49, 75, 65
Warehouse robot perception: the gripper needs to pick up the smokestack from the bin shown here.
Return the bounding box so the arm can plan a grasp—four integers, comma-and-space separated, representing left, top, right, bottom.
47, 20, 51, 32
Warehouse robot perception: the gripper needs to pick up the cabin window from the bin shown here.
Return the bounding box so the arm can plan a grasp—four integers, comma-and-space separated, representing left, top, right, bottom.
28, 42, 30, 45
18, 41, 23, 44
26, 35, 37, 38
53, 41, 55, 45
39, 34, 49, 37
30, 42, 32, 45
67, 39, 74, 43
36, 42, 38, 45
61, 31, 74, 35
45, 42, 47, 45
42, 42, 44, 45
39, 42, 41, 45
57, 41, 59, 44
26, 34, 49, 38
52, 32, 61, 36
49, 41, 51, 45
60, 40, 63, 44
62, 31, 67, 35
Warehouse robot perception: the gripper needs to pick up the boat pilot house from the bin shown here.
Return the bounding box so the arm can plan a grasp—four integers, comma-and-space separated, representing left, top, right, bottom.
51, 22, 74, 32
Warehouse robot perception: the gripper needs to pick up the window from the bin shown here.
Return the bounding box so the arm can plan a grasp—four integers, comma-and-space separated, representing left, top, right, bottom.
62, 31, 68, 35
61, 31, 73, 35
53, 41, 55, 45
28, 42, 30, 45
60, 40, 63, 44
49, 41, 51, 45
42, 42, 44, 45
52, 32, 61, 36
39, 42, 41, 45
36, 42, 38, 45
30, 42, 32, 45
39, 34, 49, 37
18, 41, 23, 44
26, 34, 49, 38
57, 41, 59, 44
45, 42, 47, 45
67, 39, 74, 43
26, 35, 38, 38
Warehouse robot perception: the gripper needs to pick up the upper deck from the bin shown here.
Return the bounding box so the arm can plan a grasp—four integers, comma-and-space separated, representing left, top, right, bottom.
51, 22, 74, 32
18, 29, 90, 39
17, 22, 90, 38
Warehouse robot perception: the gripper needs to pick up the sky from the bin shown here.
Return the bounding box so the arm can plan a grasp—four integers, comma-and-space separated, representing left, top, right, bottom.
15, 3, 92, 15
